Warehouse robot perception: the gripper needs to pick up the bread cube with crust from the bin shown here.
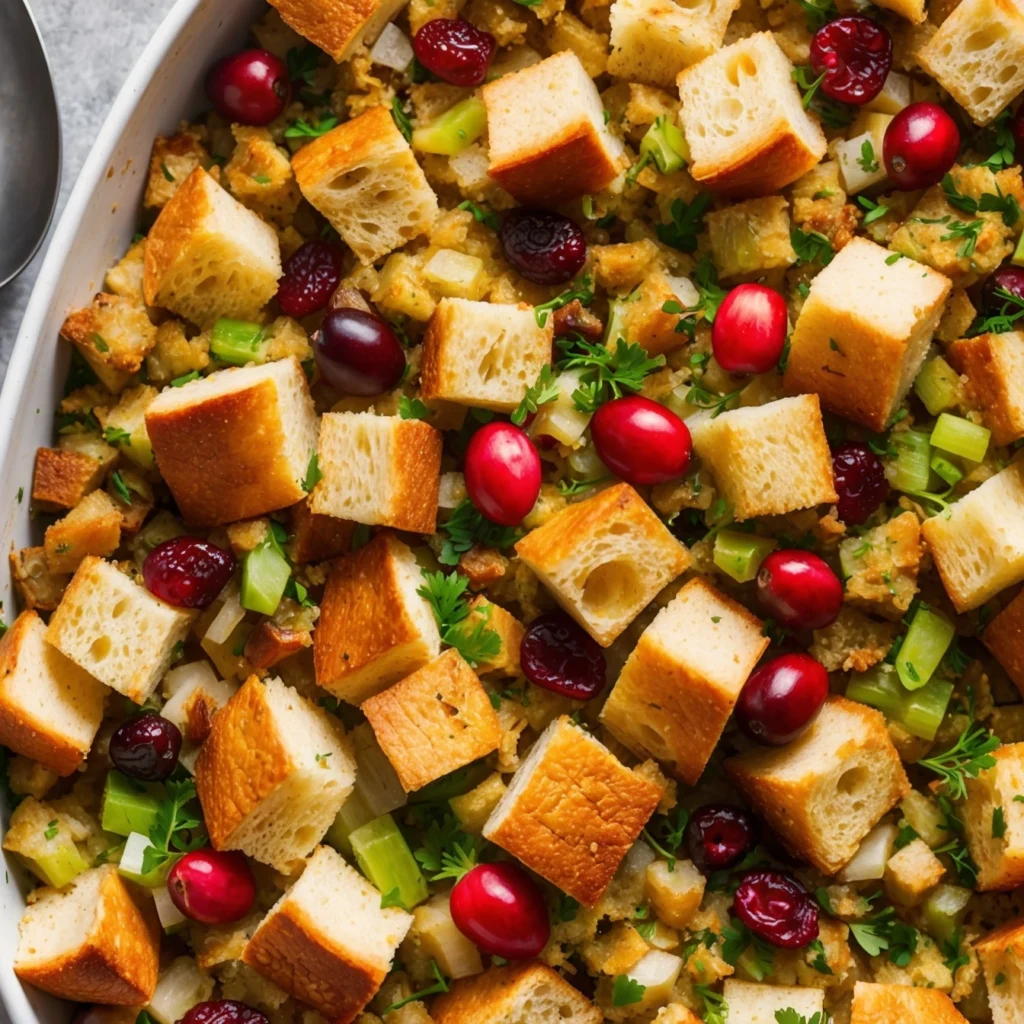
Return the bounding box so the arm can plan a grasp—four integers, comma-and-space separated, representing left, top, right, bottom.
196, 676, 356, 872
722, 981, 824, 1024
268, 0, 409, 62
948, 331, 1024, 446
600, 577, 769, 784
482, 51, 626, 205
644, 858, 705, 929
622, 272, 691, 357
984, 588, 1024, 697
515, 482, 691, 646
32, 447, 108, 511
706, 195, 797, 280
690, 394, 837, 521
420, 299, 553, 413
143, 168, 282, 327
145, 357, 319, 527
224, 126, 301, 227
13, 865, 159, 1004
144, 129, 210, 210
840, 510, 923, 621
287, 497, 355, 564
851, 982, 968, 1024
44, 489, 122, 574
725, 696, 911, 873
885, 838, 946, 905
676, 33, 826, 196
10, 547, 69, 613
961, 743, 1024, 891
975, 916, 1024, 1024
292, 105, 438, 265
784, 238, 951, 431
482, 715, 663, 906
242, 845, 411, 1024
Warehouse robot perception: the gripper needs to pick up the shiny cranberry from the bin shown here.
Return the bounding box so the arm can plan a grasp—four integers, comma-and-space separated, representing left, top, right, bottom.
450, 862, 550, 959
206, 50, 290, 126
686, 805, 758, 872
712, 284, 788, 374
313, 308, 406, 395
736, 653, 829, 746
144, 538, 236, 609
981, 264, 1024, 314
277, 241, 343, 319
734, 871, 819, 948
168, 849, 256, 925
109, 714, 182, 781
464, 422, 542, 526
757, 550, 842, 630
883, 103, 960, 190
499, 209, 588, 286
179, 1002, 269, 1024
521, 611, 606, 700
810, 16, 892, 105
413, 18, 496, 87
591, 396, 691, 486
831, 441, 889, 525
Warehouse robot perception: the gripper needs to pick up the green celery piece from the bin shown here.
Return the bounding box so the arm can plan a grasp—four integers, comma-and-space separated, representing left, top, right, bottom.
897, 605, 955, 691
33, 843, 90, 889
901, 677, 955, 741
930, 454, 963, 488
412, 97, 486, 156
240, 538, 291, 615
892, 430, 932, 493
923, 884, 972, 944
604, 297, 631, 347
713, 530, 777, 583
101, 771, 163, 838
640, 117, 688, 174
324, 790, 376, 856
1013, 229, 1024, 267
210, 319, 268, 366
930, 412, 991, 463
913, 356, 959, 415
350, 813, 429, 910
846, 663, 904, 718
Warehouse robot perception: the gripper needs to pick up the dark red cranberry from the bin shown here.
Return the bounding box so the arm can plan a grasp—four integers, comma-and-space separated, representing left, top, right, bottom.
168, 849, 256, 925
144, 538, 236, 609
499, 209, 588, 286
736, 653, 830, 746
277, 241, 343, 319
810, 16, 893, 105
757, 550, 843, 630
450, 863, 550, 959
712, 284, 788, 374
521, 611, 606, 701
590, 396, 691, 486
734, 870, 819, 948
464, 422, 542, 526
981, 264, 1024, 314
883, 103, 961, 190
313, 308, 406, 395
180, 1002, 270, 1024
109, 714, 182, 781
206, 50, 290, 126
686, 805, 758, 872
412, 18, 496, 87
831, 441, 889, 525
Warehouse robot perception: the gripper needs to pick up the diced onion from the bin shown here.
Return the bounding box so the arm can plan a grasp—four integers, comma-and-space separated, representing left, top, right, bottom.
205, 582, 244, 644
148, 958, 215, 1024
162, 659, 218, 700
153, 885, 187, 931
838, 823, 898, 882
439, 472, 467, 510
370, 23, 413, 71
664, 275, 699, 307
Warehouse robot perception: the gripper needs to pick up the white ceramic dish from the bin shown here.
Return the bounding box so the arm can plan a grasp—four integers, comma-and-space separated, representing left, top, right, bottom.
0, 2, 264, 1021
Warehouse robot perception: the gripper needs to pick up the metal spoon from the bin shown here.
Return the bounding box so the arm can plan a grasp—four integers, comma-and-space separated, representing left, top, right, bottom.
0, 0, 61, 289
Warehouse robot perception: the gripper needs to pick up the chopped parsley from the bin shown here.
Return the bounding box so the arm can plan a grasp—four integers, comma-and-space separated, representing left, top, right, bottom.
284, 114, 340, 139
399, 395, 432, 420
791, 226, 835, 266
857, 195, 889, 225
697, 986, 728, 1024
286, 44, 320, 86
556, 336, 664, 413
656, 192, 712, 253
103, 425, 132, 446
641, 807, 689, 870
993, 805, 1008, 839
380, 961, 449, 1015
438, 498, 519, 566
857, 139, 880, 174
457, 199, 500, 232
534, 274, 594, 327
919, 705, 1000, 800
110, 471, 132, 504
417, 569, 502, 668
611, 975, 646, 1007
301, 451, 322, 492
721, 917, 775, 980
141, 778, 207, 875
44, 820, 59, 840
511, 365, 559, 426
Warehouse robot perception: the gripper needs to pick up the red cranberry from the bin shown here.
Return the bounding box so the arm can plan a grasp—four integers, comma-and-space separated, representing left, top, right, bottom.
144, 538, 236, 609
981, 264, 1024, 314
831, 441, 889, 525
413, 18, 496, 87
734, 871, 819, 948
450, 862, 550, 959
590, 396, 691, 486
206, 50, 290, 126
810, 16, 893, 105
499, 209, 588, 286
109, 714, 182, 781
520, 611, 606, 701
712, 284, 788, 374
883, 103, 961, 190
277, 241, 343, 319
168, 849, 256, 925
686, 805, 758, 872
313, 308, 405, 396
464, 422, 542, 526
757, 550, 842, 630
736, 653, 829, 746
180, 1002, 269, 1024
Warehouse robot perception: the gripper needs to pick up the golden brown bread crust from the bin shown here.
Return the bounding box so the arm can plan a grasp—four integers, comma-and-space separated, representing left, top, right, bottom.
288, 498, 355, 563
948, 332, 1024, 446
291, 106, 391, 193
59, 295, 150, 377
268, 0, 383, 62
976, 914, 1024, 957
983, 588, 1024, 697
244, 622, 309, 672
850, 982, 968, 1024
142, 168, 211, 308
389, 419, 443, 534
32, 448, 107, 511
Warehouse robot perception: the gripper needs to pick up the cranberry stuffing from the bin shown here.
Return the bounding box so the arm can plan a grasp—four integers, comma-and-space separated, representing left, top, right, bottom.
736, 653, 829, 746
883, 102, 961, 191
831, 441, 889, 525
712, 284, 788, 374
180, 1003, 269, 1024
464, 422, 542, 526
412, 18, 496, 87
590, 396, 691, 486
810, 16, 893, 105
168, 849, 256, 925
757, 550, 843, 630
313, 308, 406, 395
981, 264, 1024, 314
206, 50, 290, 126
734, 870, 819, 948
686, 805, 758, 872
450, 862, 550, 959
521, 611, 606, 701
144, 537, 236, 609
277, 241, 343, 319
109, 714, 182, 781
499, 209, 588, 286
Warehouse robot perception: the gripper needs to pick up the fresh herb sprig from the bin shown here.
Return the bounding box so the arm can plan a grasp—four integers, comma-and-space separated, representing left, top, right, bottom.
919, 708, 1000, 800
556, 337, 664, 413
511, 365, 560, 426
641, 807, 689, 870
140, 778, 206, 875
657, 193, 712, 253
284, 114, 339, 139
534, 275, 594, 327
417, 569, 502, 667
438, 498, 520, 566
381, 961, 450, 1015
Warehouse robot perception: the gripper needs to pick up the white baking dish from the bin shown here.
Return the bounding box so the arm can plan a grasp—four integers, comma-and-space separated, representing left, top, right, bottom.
0, 2, 264, 1021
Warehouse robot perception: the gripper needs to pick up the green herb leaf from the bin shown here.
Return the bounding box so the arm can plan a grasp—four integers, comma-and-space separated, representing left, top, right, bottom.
103, 426, 132, 446
91, 333, 110, 353
795, 0, 838, 30
141, 778, 206, 875
286, 44, 320, 86
438, 498, 519, 566
160, 162, 175, 183
111, 471, 132, 504
302, 451, 323, 492
413, 813, 482, 882
807, 938, 833, 975
919, 708, 1000, 800
556, 336, 664, 413
697, 985, 728, 1024
44, 820, 59, 840
284, 115, 340, 139
857, 139, 879, 174
791, 226, 835, 266
417, 569, 502, 667
399, 395, 432, 420
457, 199, 500, 231
656, 193, 712, 253
381, 961, 449, 1015
380, 887, 409, 910
171, 371, 200, 387
993, 805, 1008, 839
511, 364, 559, 426
557, 894, 580, 921
611, 975, 646, 1007
534, 274, 594, 327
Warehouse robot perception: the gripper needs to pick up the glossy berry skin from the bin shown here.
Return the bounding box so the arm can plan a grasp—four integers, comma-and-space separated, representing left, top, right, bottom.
810, 16, 893, 105
735, 871, 819, 948
883, 103, 961, 190
168, 850, 256, 926
464, 423, 542, 526
591, 397, 692, 486
143, 537, 236, 609
712, 284, 788, 374
277, 241, 344, 318
756, 550, 843, 630
981, 264, 1024, 314
499, 209, 588, 286
686, 805, 758, 872
179, 1002, 270, 1024
206, 50, 290, 126
109, 714, 182, 782
450, 862, 550, 959
413, 18, 496, 87
521, 611, 607, 701
736, 653, 830, 746
313, 308, 406, 396
831, 441, 890, 525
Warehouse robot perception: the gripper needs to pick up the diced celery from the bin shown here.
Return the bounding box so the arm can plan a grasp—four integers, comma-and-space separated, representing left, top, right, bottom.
846, 663, 904, 718
118, 831, 176, 888
897, 605, 955, 691
240, 538, 290, 615
101, 771, 162, 837
901, 677, 955, 741
412, 97, 486, 156
892, 430, 932, 493
350, 813, 429, 910
847, 664, 954, 739
210, 319, 267, 366
913, 356, 960, 415
639, 116, 688, 174
325, 789, 375, 856
930, 454, 962, 488
713, 530, 777, 583
923, 884, 972, 944
33, 842, 90, 889
409, 761, 491, 804
930, 413, 991, 463
604, 297, 631, 346
1013, 228, 1024, 267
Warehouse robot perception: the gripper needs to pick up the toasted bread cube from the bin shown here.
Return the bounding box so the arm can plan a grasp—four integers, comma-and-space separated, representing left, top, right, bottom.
690, 394, 837, 521
224, 126, 301, 227
144, 130, 210, 210
975, 917, 1024, 1024
420, 299, 553, 413
314, 532, 442, 704
196, 676, 356, 872
32, 447, 108, 511
706, 196, 796, 280
483, 716, 662, 906
242, 845, 412, 1023
105, 239, 147, 305
961, 743, 1024, 891
851, 982, 968, 1024
644, 859, 706, 929
885, 838, 946, 905
10, 547, 69, 613
44, 490, 122, 575
840, 511, 923, 621
99, 384, 158, 470
311, 412, 442, 533
725, 696, 911, 874
623, 272, 691, 357
676, 33, 826, 196
922, 462, 1024, 612
722, 981, 824, 1024
600, 577, 768, 784
287, 497, 355, 564
482, 51, 626, 205
468, 597, 524, 676
292, 106, 438, 265
411, 893, 484, 980
784, 238, 951, 431
145, 358, 318, 527
46, 556, 194, 705
268, 0, 408, 62
13, 865, 159, 1004
143, 168, 282, 327
948, 332, 1024, 446
984, 589, 1024, 697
